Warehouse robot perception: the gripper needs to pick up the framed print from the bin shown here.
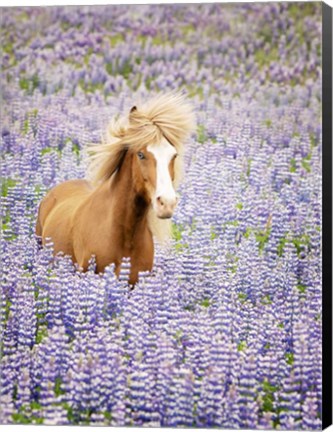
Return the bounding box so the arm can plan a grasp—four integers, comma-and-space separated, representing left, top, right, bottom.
1, 1, 332, 429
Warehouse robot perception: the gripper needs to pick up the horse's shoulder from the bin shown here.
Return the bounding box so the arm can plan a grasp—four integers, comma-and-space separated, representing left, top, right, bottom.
40, 179, 92, 214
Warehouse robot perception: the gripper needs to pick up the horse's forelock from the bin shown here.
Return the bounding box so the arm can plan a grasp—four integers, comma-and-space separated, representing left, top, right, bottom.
128, 93, 195, 150
88, 92, 194, 204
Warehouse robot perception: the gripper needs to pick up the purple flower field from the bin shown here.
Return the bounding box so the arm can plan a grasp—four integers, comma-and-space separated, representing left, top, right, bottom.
0, 3, 323, 428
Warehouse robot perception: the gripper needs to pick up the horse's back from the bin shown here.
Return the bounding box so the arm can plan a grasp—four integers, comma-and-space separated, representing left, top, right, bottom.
44, 179, 92, 202
36, 179, 93, 254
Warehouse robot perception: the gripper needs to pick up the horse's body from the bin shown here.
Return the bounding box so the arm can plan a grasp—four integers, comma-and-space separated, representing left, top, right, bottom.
36, 93, 194, 284
36, 159, 154, 284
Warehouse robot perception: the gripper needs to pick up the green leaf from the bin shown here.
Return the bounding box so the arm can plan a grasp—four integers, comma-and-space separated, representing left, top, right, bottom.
104, 411, 112, 421
200, 298, 210, 308
152, 35, 164, 45
297, 284, 306, 294
19, 77, 29, 91
309, 132, 318, 148
54, 376, 65, 397
36, 324, 48, 344
246, 159, 252, 177
238, 293, 247, 303
210, 227, 217, 240
285, 352, 294, 365
237, 340, 247, 352
1, 178, 17, 197
105, 62, 113, 75
262, 379, 278, 412
197, 124, 207, 144
30, 401, 42, 410
172, 222, 184, 241
255, 228, 271, 252
109, 34, 124, 47
289, 158, 297, 173
22, 119, 29, 135
33, 417, 44, 424
145, 76, 154, 90
72, 143, 80, 156
261, 295, 272, 305
301, 159, 311, 173
291, 233, 310, 257
277, 236, 288, 256
12, 413, 31, 424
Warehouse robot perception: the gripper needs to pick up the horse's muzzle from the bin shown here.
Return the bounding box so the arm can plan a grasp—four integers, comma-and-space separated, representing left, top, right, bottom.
155, 195, 177, 219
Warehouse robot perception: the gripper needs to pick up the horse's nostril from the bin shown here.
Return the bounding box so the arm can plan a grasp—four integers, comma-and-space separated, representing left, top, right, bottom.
157, 196, 164, 207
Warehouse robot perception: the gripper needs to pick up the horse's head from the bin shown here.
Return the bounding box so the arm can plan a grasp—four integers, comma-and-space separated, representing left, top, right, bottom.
88, 93, 195, 224
132, 135, 178, 219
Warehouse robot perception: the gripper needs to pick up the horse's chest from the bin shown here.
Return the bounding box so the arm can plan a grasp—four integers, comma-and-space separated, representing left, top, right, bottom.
124, 230, 154, 265
95, 228, 153, 272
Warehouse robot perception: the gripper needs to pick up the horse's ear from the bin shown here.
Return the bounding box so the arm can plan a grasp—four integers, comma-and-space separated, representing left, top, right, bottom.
129, 106, 137, 123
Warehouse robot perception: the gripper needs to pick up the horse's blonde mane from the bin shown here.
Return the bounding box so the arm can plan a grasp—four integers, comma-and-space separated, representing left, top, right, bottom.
87, 92, 195, 242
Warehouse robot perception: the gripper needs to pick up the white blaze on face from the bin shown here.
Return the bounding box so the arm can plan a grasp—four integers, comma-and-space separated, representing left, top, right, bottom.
148, 137, 178, 218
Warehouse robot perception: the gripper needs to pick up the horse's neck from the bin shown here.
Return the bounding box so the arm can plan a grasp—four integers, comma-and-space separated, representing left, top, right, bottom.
109, 153, 151, 251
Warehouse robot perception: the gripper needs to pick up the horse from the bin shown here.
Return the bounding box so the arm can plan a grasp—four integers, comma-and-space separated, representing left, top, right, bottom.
35, 93, 195, 285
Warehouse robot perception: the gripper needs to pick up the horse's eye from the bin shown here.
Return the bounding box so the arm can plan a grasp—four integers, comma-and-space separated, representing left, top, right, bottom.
137, 152, 145, 160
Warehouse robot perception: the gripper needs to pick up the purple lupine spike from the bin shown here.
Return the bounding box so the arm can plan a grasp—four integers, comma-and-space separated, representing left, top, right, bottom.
16, 280, 37, 349
302, 391, 322, 430
15, 367, 32, 411
118, 257, 131, 285
278, 368, 302, 429
0, 393, 16, 424
167, 367, 195, 427
236, 354, 260, 428
42, 404, 69, 425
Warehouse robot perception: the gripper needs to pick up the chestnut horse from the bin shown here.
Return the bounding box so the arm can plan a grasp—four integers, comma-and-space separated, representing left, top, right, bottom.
36, 93, 195, 285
